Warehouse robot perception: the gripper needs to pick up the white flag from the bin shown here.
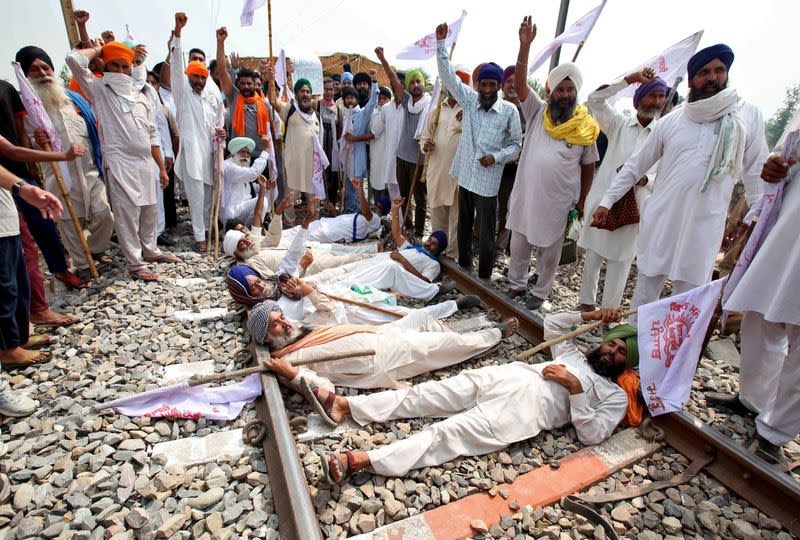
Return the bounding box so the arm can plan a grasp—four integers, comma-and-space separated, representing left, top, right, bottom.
241, 0, 267, 27
102, 374, 262, 420
397, 10, 467, 60
609, 31, 704, 103
528, 0, 606, 74
274, 48, 287, 98
413, 77, 441, 140
125, 24, 137, 43
12, 62, 74, 190
638, 278, 726, 416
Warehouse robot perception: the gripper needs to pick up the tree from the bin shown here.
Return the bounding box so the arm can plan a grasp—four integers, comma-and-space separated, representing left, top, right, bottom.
766, 83, 800, 149
59, 65, 71, 88
527, 78, 545, 98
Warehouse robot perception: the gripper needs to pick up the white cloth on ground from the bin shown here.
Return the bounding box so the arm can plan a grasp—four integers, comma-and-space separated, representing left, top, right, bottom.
303, 212, 381, 243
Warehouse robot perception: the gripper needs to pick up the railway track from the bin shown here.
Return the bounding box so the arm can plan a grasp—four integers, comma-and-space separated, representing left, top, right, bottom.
249, 259, 800, 539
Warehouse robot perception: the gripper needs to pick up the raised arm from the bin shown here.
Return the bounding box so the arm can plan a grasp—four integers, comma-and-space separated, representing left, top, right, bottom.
65, 42, 103, 100
73, 10, 91, 48
589, 68, 656, 133
515, 16, 538, 105
215, 27, 234, 97
435, 23, 470, 105
389, 197, 406, 247
169, 13, 189, 101
351, 177, 372, 221
374, 47, 405, 105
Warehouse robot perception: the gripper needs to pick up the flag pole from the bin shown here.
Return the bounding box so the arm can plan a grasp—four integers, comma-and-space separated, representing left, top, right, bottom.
43, 143, 98, 278
571, 40, 585, 62
403, 43, 456, 231
549, 0, 570, 71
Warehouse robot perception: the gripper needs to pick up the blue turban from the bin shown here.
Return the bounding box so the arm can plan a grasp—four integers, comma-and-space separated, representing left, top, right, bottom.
477, 62, 504, 83
687, 44, 734, 81
429, 231, 447, 253
633, 77, 668, 109
375, 198, 391, 216
340, 72, 354, 85
228, 265, 259, 294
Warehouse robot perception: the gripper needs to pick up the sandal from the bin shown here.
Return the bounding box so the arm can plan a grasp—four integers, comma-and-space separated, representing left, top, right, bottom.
319, 451, 355, 485
144, 253, 181, 263
192, 242, 208, 254
129, 267, 159, 281
2, 349, 48, 368
22, 335, 53, 349
300, 378, 338, 427
91, 252, 114, 266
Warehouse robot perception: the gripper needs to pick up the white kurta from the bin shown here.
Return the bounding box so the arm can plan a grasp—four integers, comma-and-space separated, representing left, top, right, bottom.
170, 36, 224, 185
368, 105, 388, 190
507, 92, 599, 247
579, 81, 654, 262
305, 213, 381, 243
419, 100, 461, 208
380, 102, 404, 190
65, 52, 158, 207
600, 100, 768, 285
221, 155, 268, 222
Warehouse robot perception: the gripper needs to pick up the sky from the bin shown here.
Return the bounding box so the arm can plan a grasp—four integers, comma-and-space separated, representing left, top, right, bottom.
2, 0, 797, 118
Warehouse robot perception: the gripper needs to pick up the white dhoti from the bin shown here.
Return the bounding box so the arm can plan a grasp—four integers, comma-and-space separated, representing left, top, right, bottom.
183, 177, 212, 242
112, 196, 161, 271
58, 173, 114, 271
578, 249, 633, 309
508, 231, 564, 299
739, 311, 800, 446
221, 197, 265, 228
307, 257, 440, 301
629, 273, 699, 326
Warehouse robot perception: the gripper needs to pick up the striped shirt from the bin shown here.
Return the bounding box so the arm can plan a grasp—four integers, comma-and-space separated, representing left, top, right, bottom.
437, 40, 522, 197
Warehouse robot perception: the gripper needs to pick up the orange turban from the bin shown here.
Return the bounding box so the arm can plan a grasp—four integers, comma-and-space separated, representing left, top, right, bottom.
101, 42, 135, 65
471, 63, 486, 90
185, 61, 209, 77
455, 69, 470, 85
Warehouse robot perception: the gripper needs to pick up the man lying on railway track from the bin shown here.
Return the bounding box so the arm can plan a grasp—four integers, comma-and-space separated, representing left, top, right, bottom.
248, 285, 516, 391
314, 308, 636, 483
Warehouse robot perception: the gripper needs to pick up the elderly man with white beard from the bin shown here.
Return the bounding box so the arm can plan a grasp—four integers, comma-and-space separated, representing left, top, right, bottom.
593, 44, 768, 325
247, 286, 513, 392
220, 136, 270, 225
16, 46, 114, 278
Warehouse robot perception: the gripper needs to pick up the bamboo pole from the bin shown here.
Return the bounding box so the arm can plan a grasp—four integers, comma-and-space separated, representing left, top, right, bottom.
213, 142, 223, 258
43, 142, 98, 278
339, 141, 350, 212
516, 308, 637, 360
571, 40, 585, 62
321, 292, 404, 318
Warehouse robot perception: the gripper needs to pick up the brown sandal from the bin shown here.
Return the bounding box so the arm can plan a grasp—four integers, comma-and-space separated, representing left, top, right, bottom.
129, 267, 159, 281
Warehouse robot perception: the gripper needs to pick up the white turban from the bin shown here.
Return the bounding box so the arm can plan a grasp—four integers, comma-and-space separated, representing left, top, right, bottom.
223, 230, 245, 257
547, 62, 583, 94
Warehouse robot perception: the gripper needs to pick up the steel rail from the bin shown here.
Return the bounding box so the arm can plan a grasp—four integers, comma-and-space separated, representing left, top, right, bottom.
439, 261, 800, 535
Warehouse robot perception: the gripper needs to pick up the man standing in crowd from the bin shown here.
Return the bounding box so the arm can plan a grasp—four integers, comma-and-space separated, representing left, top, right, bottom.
341, 70, 378, 213
318, 78, 340, 208
67, 39, 178, 280
16, 45, 115, 280
577, 67, 666, 310
593, 44, 768, 324
436, 23, 522, 281
497, 65, 526, 252
375, 47, 432, 238
170, 13, 226, 253
507, 16, 599, 310
367, 86, 393, 203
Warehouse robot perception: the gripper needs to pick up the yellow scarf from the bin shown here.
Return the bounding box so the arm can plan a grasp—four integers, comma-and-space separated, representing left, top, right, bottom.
543, 104, 600, 146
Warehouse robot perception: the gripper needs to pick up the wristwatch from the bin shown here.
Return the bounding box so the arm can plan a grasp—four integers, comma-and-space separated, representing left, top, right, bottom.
11, 180, 25, 197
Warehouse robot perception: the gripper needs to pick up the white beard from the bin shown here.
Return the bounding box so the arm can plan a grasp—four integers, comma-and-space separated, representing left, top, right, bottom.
234, 155, 250, 167
29, 76, 70, 110
237, 237, 261, 260
267, 320, 307, 351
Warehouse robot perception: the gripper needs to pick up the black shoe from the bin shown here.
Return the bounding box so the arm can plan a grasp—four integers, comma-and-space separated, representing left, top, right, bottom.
530, 273, 539, 286
752, 435, 786, 465
456, 294, 481, 310
705, 393, 756, 417
505, 288, 526, 300
157, 234, 176, 247
525, 295, 545, 311
431, 281, 456, 301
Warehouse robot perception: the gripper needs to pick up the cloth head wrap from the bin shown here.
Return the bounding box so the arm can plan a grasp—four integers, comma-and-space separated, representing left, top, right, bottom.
547, 62, 583, 93
185, 61, 209, 77
501, 66, 515, 86
101, 42, 136, 65
375, 198, 391, 216
471, 63, 486, 89
340, 72, 353, 85
687, 44, 734, 81
294, 78, 312, 94
15, 46, 54, 74
477, 62, 503, 83
353, 72, 371, 86
228, 137, 255, 156
247, 300, 284, 345
378, 86, 392, 99
453, 65, 470, 85
429, 231, 447, 253
633, 77, 668, 109
603, 324, 639, 369
228, 264, 259, 293
223, 229, 246, 257
341, 86, 359, 101
405, 69, 425, 90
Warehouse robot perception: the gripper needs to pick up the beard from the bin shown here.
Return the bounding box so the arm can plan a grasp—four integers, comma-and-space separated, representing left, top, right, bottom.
547, 96, 577, 125
267, 320, 311, 351
29, 76, 70, 110
237, 236, 261, 260
637, 107, 660, 120
688, 79, 726, 102
234, 154, 250, 167
298, 97, 313, 113
586, 347, 626, 379
479, 91, 499, 111
240, 87, 255, 98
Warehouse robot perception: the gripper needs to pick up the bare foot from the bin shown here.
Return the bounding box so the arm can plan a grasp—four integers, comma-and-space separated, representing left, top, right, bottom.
0, 347, 47, 366
498, 317, 519, 338
30, 309, 79, 327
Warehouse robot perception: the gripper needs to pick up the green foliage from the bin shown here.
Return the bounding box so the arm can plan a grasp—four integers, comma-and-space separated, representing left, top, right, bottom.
766, 83, 800, 149
527, 78, 545, 98
59, 65, 71, 88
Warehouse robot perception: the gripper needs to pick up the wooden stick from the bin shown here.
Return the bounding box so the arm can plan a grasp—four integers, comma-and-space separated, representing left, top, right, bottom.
571, 40, 586, 62
214, 141, 224, 258
655, 76, 682, 122
339, 141, 350, 212
321, 292, 404, 318
516, 308, 637, 360
43, 142, 98, 278
187, 349, 376, 387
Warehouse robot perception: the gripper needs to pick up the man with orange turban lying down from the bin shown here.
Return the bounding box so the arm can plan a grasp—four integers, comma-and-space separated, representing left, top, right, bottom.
170, 12, 226, 254
66, 40, 176, 281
